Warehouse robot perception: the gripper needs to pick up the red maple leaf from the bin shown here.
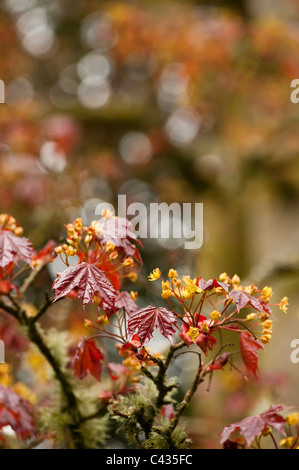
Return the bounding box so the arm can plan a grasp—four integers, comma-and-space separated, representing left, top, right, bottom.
114, 291, 138, 316
0, 230, 33, 269
0, 385, 35, 440
220, 404, 289, 447
227, 289, 273, 316
127, 305, 177, 345
52, 262, 117, 310
240, 332, 264, 378
96, 260, 121, 290
197, 277, 229, 293
71, 337, 103, 381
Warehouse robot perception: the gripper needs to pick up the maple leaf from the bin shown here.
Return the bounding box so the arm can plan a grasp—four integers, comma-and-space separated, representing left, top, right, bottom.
197, 277, 229, 293
114, 291, 138, 316
0, 230, 33, 269
52, 262, 117, 310
71, 337, 103, 381
101, 217, 142, 262
227, 289, 273, 316
0, 385, 35, 440
240, 333, 264, 378
220, 405, 289, 447
127, 305, 177, 345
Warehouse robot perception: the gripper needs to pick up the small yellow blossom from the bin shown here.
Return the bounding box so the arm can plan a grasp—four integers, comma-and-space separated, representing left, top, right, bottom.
279, 296, 289, 314
128, 272, 138, 282
219, 272, 228, 282
14, 226, 24, 236
261, 425, 272, 436
96, 314, 109, 327
210, 310, 221, 321
105, 241, 115, 253
286, 413, 299, 426
263, 319, 273, 329
130, 291, 138, 301
262, 286, 273, 303
186, 327, 200, 341
148, 268, 161, 281
173, 278, 182, 287
201, 323, 210, 334
280, 437, 295, 449
161, 289, 172, 299
109, 251, 118, 260
84, 319, 93, 328
123, 257, 134, 267
260, 334, 272, 344
244, 284, 258, 295
161, 280, 171, 290
168, 269, 178, 279
246, 313, 257, 321
259, 311, 270, 321
84, 234, 92, 244
231, 274, 241, 286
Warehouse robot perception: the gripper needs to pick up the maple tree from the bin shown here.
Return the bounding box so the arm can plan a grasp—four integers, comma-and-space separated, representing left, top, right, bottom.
0, 212, 292, 449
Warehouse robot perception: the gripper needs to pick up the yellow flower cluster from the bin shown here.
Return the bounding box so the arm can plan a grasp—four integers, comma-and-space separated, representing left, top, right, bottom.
219, 272, 240, 288
161, 280, 172, 299
219, 273, 259, 295
260, 319, 273, 344
122, 356, 141, 371
181, 276, 202, 299
0, 214, 24, 236
54, 243, 77, 257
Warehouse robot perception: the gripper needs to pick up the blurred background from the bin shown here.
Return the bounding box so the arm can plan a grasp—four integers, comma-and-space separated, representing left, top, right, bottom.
1, 0, 299, 448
